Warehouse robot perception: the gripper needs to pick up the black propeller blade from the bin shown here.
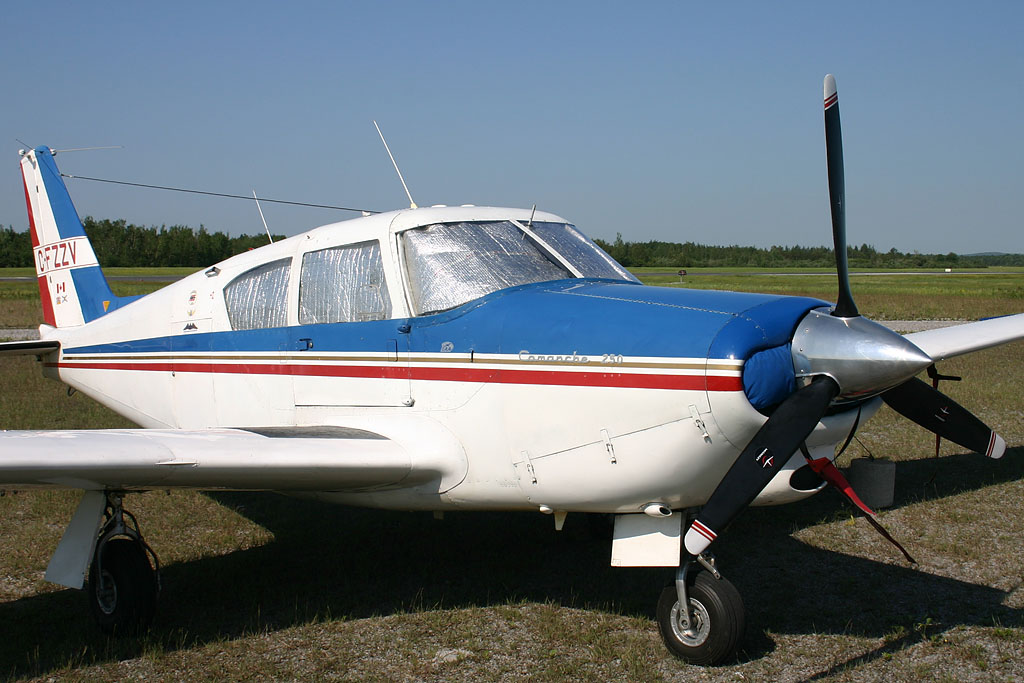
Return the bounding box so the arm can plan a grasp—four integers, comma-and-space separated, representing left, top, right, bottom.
882, 377, 1007, 458
683, 377, 840, 556
824, 74, 859, 318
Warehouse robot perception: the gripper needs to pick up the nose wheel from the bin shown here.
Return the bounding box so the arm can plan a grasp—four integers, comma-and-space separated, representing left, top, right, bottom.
87, 494, 160, 635
656, 556, 744, 665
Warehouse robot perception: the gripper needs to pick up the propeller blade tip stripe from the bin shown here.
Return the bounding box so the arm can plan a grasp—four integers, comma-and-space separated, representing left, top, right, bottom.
987, 432, 1006, 459
684, 520, 717, 555
824, 93, 838, 110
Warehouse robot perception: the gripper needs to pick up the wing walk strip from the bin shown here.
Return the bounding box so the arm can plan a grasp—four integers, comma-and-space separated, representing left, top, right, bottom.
50, 354, 745, 392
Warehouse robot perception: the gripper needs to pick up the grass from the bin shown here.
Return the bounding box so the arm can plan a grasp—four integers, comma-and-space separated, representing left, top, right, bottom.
636, 272, 1024, 320
1, 272, 1023, 681
0, 267, 195, 279
0, 279, 173, 329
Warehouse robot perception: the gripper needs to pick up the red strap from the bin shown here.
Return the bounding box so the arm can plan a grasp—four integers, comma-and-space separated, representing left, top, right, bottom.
806, 456, 876, 517
805, 454, 917, 564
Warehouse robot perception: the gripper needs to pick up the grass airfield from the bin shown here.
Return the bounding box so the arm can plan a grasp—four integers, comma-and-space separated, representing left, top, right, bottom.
0, 269, 1022, 681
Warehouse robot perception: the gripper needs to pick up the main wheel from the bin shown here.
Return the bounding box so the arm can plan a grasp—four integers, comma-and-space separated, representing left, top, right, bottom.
88, 538, 158, 635
656, 569, 745, 665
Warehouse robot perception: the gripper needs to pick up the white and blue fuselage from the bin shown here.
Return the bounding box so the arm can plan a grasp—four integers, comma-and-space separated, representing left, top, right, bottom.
35, 196, 866, 515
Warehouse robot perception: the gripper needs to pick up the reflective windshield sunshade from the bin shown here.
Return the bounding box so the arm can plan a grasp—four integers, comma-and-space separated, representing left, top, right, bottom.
527, 222, 638, 282
299, 241, 391, 324
403, 221, 570, 315
224, 258, 291, 330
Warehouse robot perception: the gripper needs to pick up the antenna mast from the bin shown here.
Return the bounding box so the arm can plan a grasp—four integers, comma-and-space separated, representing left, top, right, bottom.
252, 190, 274, 244
373, 121, 417, 209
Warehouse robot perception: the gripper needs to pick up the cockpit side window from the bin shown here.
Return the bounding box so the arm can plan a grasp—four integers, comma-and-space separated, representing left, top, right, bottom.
224, 258, 291, 330
298, 241, 392, 324
403, 220, 570, 315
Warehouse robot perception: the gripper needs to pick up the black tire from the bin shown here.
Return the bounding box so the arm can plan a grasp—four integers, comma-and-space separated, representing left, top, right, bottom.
88, 538, 158, 635
656, 569, 745, 665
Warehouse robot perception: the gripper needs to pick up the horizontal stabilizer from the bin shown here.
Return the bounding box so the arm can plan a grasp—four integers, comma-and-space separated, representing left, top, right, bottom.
903, 314, 1024, 363
0, 339, 60, 357
0, 427, 450, 492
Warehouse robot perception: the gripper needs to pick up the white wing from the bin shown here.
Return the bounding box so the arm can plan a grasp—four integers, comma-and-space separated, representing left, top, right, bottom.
0, 426, 458, 492
903, 313, 1024, 362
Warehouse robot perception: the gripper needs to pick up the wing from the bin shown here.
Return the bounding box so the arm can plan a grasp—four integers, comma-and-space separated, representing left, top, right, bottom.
0, 426, 457, 492
903, 313, 1024, 362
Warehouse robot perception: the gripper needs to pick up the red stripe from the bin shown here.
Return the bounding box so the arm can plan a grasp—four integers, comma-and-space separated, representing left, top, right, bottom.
986, 431, 996, 457
21, 171, 40, 249
36, 274, 55, 327
51, 360, 745, 392
691, 520, 717, 541
824, 93, 838, 109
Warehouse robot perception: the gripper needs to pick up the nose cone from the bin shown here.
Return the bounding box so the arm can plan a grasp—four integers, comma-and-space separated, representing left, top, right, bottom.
792, 308, 933, 398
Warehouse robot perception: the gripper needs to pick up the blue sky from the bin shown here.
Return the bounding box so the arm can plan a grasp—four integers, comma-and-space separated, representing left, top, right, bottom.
3, 2, 1022, 253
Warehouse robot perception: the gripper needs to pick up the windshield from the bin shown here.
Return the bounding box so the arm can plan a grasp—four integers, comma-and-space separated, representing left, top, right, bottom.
404, 220, 569, 315
526, 221, 638, 282
402, 219, 637, 315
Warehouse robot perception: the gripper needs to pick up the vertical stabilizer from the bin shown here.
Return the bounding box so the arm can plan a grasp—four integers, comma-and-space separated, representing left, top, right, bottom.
20, 146, 118, 327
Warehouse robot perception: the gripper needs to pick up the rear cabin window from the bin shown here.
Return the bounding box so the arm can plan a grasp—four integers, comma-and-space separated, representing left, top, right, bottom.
298, 241, 392, 324
224, 258, 291, 330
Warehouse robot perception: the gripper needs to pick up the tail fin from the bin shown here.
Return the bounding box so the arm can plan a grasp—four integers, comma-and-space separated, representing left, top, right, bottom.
20, 146, 121, 328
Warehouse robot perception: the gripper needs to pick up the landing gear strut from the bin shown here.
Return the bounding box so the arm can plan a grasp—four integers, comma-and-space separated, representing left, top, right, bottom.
87, 493, 160, 635
656, 552, 744, 665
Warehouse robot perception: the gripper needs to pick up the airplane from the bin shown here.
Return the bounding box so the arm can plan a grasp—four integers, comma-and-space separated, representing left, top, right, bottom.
1, 75, 1022, 666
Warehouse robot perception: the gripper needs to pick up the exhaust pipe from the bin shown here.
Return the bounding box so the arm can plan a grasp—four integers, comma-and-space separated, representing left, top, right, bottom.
642, 502, 672, 518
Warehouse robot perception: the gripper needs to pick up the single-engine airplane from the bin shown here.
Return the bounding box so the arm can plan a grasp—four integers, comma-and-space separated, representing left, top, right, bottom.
2, 75, 1022, 665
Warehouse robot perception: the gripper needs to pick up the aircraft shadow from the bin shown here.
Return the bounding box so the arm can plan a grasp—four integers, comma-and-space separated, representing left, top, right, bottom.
1, 446, 1020, 678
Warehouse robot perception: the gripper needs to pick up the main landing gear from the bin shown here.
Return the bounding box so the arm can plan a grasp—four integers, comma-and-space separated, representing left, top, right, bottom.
656, 553, 744, 665
87, 493, 161, 635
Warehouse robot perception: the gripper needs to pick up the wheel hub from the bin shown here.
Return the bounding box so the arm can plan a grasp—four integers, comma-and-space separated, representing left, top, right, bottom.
671, 597, 710, 646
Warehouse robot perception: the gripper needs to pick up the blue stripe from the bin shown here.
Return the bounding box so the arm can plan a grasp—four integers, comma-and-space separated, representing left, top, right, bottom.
35, 147, 89, 241
65, 281, 826, 362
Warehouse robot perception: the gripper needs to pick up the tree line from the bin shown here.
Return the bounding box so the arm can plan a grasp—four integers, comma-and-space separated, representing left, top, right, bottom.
0, 218, 283, 268
0, 219, 1020, 269
593, 234, 1024, 269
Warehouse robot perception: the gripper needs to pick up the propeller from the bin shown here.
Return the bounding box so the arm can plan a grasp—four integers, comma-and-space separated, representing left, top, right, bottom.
824, 74, 858, 318
881, 378, 1006, 458
683, 75, 1008, 558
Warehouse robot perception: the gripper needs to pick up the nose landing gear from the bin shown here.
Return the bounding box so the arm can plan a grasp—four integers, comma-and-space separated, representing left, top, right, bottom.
87, 494, 161, 635
656, 553, 744, 665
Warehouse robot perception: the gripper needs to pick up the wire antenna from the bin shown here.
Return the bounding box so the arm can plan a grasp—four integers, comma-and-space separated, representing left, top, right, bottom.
252, 190, 274, 244
51, 145, 124, 156
373, 121, 417, 209
60, 173, 375, 213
